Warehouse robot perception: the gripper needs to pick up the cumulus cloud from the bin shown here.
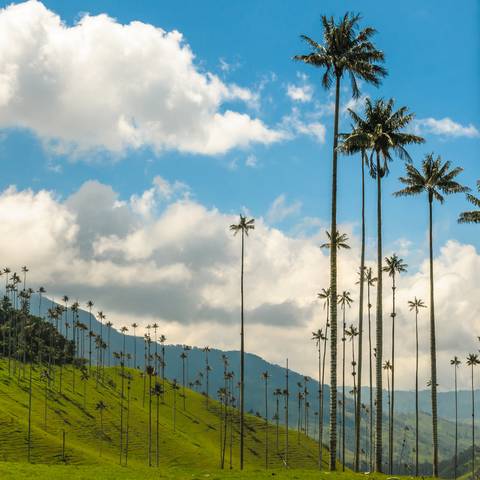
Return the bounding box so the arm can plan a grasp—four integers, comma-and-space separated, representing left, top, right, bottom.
0, 1, 285, 156
413, 117, 479, 138
0, 179, 478, 392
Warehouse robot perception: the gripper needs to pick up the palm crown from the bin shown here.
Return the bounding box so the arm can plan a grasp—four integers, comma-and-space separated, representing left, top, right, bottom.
393, 153, 470, 203
458, 180, 480, 224
292, 13, 387, 98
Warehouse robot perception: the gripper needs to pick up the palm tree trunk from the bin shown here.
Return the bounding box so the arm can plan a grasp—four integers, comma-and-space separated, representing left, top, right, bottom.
318, 336, 322, 470
342, 317, 346, 472
454, 364, 457, 480
329, 73, 340, 471
355, 153, 366, 472
472, 364, 475, 480
375, 153, 383, 473
240, 226, 245, 470
390, 274, 396, 475
265, 380, 268, 469
429, 198, 439, 477
320, 310, 329, 468
416, 310, 419, 477
157, 395, 160, 467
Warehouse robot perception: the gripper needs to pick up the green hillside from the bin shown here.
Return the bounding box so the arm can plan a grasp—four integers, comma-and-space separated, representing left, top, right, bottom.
0, 358, 339, 471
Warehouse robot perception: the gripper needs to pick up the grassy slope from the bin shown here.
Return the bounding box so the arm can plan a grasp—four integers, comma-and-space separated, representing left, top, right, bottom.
0, 359, 340, 470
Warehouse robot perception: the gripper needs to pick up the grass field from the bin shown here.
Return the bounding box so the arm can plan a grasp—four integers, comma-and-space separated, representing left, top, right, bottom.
0, 358, 337, 470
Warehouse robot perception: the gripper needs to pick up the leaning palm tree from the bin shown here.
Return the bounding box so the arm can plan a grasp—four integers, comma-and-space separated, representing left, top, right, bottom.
383, 253, 408, 474
95, 400, 108, 457
342, 97, 424, 472
260, 370, 272, 469
458, 180, 480, 224
409, 297, 426, 476
230, 213, 255, 470
293, 14, 387, 470
467, 353, 480, 480
394, 153, 469, 476
338, 290, 353, 470
451, 356, 461, 480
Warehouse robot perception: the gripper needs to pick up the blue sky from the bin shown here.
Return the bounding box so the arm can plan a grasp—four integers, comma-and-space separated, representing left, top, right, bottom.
0, 0, 478, 390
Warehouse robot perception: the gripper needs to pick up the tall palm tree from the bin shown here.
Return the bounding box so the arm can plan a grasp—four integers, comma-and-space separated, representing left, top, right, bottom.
150, 381, 167, 467
86, 301, 94, 375
131, 323, 138, 368
120, 326, 128, 359
159, 334, 167, 387
293, 14, 386, 470
180, 352, 187, 411
338, 119, 373, 470
356, 266, 377, 471
230, 213, 255, 470
346, 324, 359, 422
105, 321, 113, 366
95, 400, 108, 457
383, 253, 408, 473
409, 297, 426, 476
467, 353, 480, 480
317, 288, 331, 468
394, 153, 469, 476
37, 286, 46, 319
80, 369, 89, 417
338, 290, 353, 470
260, 370, 272, 469
273, 388, 282, 454
61, 295, 69, 336
312, 326, 327, 470
383, 358, 392, 465
342, 97, 424, 472
203, 346, 211, 409
146, 364, 156, 466
451, 356, 461, 480
458, 180, 480, 224
171, 378, 180, 431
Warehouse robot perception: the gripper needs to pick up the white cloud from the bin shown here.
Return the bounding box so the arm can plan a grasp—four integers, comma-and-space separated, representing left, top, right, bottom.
0, 1, 286, 156
413, 117, 479, 138
286, 72, 314, 102
266, 194, 302, 223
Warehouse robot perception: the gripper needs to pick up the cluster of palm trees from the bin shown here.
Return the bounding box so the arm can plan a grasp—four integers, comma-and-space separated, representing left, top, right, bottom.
291, 10, 479, 477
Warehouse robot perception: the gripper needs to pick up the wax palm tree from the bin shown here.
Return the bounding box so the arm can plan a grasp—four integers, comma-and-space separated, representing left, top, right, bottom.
458, 180, 480, 224
341, 97, 424, 472
126, 323, 137, 369
293, 14, 386, 469
125, 372, 133, 467
383, 358, 392, 471
260, 370, 272, 469
40, 368, 50, 430
230, 213, 255, 469
467, 353, 480, 480
408, 297, 426, 476
171, 378, 180, 431
86, 301, 94, 374
159, 334, 167, 386
61, 295, 69, 336
338, 122, 372, 470
273, 388, 282, 453
394, 153, 469, 475
346, 324, 359, 423
37, 286, 46, 319
383, 253, 407, 474
150, 381, 167, 467
96, 400, 108, 457
145, 364, 156, 466
451, 356, 461, 480
180, 352, 187, 411
338, 290, 353, 468
312, 327, 327, 470
80, 369, 89, 416
203, 346, 211, 409
105, 321, 113, 366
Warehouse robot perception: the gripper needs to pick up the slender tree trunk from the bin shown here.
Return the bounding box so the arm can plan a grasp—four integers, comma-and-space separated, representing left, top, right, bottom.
375, 153, 383, 473
286, 359, 289, 469
454, 363, 457, 480
355, 154, 366, 472
390, 273, 396, 475
149, 373, 152, 466
320, 304, 329, 468
28, 356, 33, 462
429, 198, 439, 477
126, 382, 130, 467
416, 310, 419, 477
265, 380, 268, 469
157, 394, 160, 467
329, 73, 340, 471
368, 280, 374, 472
120, 363, 124, 465
318, 336, 322, 470
240, 226, 245, 470
472, 364, 475, 480
342, 315, 346, 472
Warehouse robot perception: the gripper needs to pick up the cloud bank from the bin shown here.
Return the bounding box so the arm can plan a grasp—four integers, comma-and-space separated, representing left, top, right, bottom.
0, 0, 286, 156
